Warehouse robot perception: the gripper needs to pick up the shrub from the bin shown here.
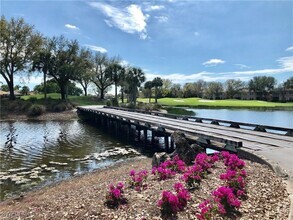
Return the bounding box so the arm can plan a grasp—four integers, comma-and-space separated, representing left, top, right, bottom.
106, 100, 111, 106
105, 182, 127, 208
129, 169, 148, 191
52, 102, 67, 112
111, 98, 119, 107
158, 183, 190, 215
28, 96, 38, 103
221, 151, 245, 170
27, 104, 46, 116
220, 169, 247, 197
181, 164, 203, 188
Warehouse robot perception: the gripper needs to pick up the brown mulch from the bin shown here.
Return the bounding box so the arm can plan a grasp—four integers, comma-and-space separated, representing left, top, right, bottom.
0, 157, 290, 220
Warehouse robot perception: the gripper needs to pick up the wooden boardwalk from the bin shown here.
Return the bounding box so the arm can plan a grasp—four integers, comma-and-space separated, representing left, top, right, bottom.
77, 106, 293, 178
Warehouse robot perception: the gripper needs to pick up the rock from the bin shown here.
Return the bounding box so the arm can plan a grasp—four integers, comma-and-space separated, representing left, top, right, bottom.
40, 164, 47, 169
32, 167, 42, 172
8, 167, 30, 173
15, 178, 30, 185
51, 169, 59, 173
49, 161, 68, 166
152, 152, 171, 167
170, 131, 204, 165
44, 167, 56, 172
17, 171, 32, 176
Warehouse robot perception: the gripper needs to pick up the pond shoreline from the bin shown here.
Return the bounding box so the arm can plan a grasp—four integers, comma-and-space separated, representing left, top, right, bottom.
0, 110, 78, 121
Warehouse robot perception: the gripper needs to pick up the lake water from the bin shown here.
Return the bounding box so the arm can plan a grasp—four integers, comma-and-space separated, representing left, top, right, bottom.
187, 109, 293, 128
0, 120, 142, 200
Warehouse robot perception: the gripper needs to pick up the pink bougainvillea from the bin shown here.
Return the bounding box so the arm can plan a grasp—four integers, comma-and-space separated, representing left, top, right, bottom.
129, 169, 148, 191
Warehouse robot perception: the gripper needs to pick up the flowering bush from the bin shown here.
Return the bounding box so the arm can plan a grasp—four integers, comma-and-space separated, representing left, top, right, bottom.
221, 151, 245, 170
181, 164, 203, 188
197, 200, 216, 220
129, 169, 148, 191
105, 182, 126, 208
220, 168, 247, 197
212, 186, 241, 213
197, 186, 241, 219
152, 166, 176, 180
158, 183, 190, 215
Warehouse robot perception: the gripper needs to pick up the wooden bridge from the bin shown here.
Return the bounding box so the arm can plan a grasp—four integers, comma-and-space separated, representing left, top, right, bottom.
78, 107, 293, 151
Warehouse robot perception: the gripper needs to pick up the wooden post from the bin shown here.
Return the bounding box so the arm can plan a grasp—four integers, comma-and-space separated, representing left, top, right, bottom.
144, 129, 148, 148
151, 130, 155, 146
165, 135, 169, 152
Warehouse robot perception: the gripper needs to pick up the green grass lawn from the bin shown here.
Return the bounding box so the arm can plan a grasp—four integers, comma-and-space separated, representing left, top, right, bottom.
138, 97, 293, 109
21, 93, 105, 106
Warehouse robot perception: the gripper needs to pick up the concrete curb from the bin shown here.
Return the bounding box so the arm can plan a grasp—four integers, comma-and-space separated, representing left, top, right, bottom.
238, 149, 293, 220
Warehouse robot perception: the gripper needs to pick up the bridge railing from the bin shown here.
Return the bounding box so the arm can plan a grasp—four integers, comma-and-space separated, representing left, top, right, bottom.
103, 106, 293, 136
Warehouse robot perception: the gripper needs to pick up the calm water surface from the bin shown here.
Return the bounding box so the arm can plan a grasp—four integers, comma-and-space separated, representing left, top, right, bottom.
187, 109, 293, 128
0, 120, 141, 200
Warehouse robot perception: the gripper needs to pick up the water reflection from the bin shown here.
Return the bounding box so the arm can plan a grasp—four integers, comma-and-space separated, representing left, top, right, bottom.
0, 120, 141, 200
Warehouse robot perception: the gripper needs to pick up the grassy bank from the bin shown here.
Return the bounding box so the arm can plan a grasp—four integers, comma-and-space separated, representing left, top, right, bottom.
138, 98, 293, 109
0, 93, 105, 119
21, 93, 105, 106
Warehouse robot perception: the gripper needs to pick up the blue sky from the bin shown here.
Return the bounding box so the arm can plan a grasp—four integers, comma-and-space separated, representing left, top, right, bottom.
1, 0, 293, 91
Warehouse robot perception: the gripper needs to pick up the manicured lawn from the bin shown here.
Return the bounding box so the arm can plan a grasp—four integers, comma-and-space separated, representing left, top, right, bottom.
138, 97, 293, 108
21, 93, 105, 106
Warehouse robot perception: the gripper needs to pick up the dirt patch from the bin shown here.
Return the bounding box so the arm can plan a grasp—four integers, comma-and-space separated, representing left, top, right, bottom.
0, 157, 289, 220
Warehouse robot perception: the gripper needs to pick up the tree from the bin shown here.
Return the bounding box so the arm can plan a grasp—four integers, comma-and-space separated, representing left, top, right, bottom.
161, 79, 172, 97
0, 16, 42, 100
34, 79, 60, 94
20, 86, 30, 95
107, 62, 125, 100
74, 48, 93, 96
248, 76, 277, 100
91, 53, 113, 99
205, 82, 224, 99
125, 67, 145, 106
170, 83, 182, 98
283, 77, 293, 89
32, 37, 55, 100
144, 81, 153, 103
1, 84, 9, 91
152, 77, 163, 103
14, 85, 21, 91
225, 79, 245, 99
45, 36, 80, 100
182, 80, 207, 98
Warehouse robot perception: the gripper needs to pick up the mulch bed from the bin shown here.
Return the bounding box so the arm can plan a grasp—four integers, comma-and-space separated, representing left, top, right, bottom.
0, 157, 290, 219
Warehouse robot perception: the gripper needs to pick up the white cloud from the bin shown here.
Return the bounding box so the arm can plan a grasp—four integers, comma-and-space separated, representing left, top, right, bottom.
120, 60, 129, 67
285, 46, 293, 51
89, 2, 148, 40
194, 32, 200, 36
144, 56, 293, 84
155, 16, 168, 23
203, 59, 225, 66
65, 24, 79, 30
234, 64, 250, 69
145, 5, 165, 12
84, 44, 107, 53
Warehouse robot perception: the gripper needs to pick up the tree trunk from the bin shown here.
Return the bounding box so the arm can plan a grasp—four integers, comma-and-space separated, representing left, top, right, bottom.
155, 87, 158, 103
44, 72, 47, 100
82, 86, 87, 96
100, 88, 105, 99
8, 81, 15, 100
121, 89, 124, 103
115, 83, 118, 100
60, 84, 66, 100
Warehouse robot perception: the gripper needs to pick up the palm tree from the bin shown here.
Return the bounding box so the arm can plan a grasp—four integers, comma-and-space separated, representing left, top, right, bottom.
125, 67, 145, 107
144, 81, 153, 103
107, 62, 125, 100
152, 77, 163, 103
